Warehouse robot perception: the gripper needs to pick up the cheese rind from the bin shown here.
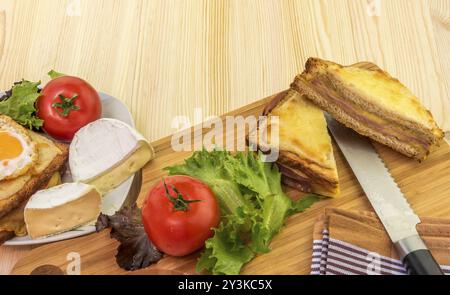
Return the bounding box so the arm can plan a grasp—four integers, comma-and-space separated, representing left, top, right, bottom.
24, 183, 101, 239
69, 118, 154, 194
88, 142, 152, 194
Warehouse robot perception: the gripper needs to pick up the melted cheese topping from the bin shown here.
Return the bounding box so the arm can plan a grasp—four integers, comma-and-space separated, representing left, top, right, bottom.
0, 202, 27, 236
0, 174, 32, 200
334, 66, 437, 130
29, 132, 61, 174
267, 90, 336, 169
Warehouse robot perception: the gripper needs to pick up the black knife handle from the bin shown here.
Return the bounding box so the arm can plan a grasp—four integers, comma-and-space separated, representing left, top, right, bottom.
403, 249, 444, 275
395, 236, 444, 275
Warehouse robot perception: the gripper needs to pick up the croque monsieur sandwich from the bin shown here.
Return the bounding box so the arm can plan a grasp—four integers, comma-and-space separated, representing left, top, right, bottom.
0, 116, 154, 243
249, 89, 340, 198
292, 58, 444, 160
0, 115, 69, 244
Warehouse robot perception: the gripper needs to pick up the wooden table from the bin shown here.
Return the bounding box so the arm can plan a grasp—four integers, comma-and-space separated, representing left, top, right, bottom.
1, 0, 449, 275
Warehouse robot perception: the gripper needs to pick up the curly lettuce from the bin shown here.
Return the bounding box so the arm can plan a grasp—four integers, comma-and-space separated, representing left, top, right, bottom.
165, 150, 319, 274
0, 80, 43, 129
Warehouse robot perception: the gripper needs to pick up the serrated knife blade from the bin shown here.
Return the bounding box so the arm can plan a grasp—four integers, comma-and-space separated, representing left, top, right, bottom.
120, 169, 142, 210
326, 114, 443, 275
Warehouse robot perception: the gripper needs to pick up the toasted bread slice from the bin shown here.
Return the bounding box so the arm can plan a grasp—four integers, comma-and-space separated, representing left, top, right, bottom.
0, 200, 27, 237
249, 89, 339, 197
0, 231, 14, 244
292, 58, 444, 160
0, 172, 63, 242
0, 132, 68, 219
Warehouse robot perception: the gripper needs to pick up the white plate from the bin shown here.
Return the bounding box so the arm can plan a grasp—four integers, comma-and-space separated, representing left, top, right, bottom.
3, 92, 136, 246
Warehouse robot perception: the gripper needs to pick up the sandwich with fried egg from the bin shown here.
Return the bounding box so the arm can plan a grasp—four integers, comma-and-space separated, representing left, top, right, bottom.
0, 115, 69, 243
292, 58, 444, 160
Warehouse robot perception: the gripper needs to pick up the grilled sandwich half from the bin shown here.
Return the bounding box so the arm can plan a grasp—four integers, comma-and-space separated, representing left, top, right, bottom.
0, 130, 68, 243
249, 89, 340, 198
292, 58, 444, 160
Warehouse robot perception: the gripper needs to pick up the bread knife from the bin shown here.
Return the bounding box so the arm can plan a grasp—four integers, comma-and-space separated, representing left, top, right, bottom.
326, 114, 443, 275
120, 169, 142, 209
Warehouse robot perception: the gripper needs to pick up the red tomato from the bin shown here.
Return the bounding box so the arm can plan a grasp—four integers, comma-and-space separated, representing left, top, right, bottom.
37, 76, 102, 141
142, 175, 220, 256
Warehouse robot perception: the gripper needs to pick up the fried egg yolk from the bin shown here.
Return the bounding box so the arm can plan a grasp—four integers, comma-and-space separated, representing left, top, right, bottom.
0, 131, 24, 162
0, 121, 37, 181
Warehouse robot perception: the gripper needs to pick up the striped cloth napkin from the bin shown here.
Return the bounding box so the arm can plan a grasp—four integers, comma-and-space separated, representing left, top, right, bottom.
311, 208, 450, 275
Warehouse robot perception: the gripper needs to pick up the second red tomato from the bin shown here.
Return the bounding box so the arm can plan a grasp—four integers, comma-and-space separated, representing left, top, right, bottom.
141, 175, 220, 257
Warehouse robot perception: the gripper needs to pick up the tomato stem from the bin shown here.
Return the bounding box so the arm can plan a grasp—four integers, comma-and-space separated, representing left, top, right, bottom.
163, 179, 201, 211
52, 94, 80, 117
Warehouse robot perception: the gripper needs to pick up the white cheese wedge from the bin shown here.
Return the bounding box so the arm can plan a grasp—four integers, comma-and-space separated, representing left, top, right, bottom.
24, 183, 102, 239
69, 118, 155, 194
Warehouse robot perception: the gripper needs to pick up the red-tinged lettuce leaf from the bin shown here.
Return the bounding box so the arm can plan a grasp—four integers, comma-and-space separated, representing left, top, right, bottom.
0, 81, 23, 101
0, 90, 11, 101
95, 204, 163, 271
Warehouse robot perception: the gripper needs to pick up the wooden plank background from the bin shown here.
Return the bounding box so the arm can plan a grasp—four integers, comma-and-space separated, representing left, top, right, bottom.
0, 0, 449, 274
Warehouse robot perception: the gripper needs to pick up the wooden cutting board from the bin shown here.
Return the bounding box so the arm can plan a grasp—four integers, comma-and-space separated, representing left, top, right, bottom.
11, 63, 450, 275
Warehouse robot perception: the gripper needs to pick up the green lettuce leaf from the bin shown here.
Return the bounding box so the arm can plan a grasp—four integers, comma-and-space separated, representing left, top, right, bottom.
48, 70, 66, 79
224, 152, 290, 252
164, 150, 251, 215
165, 150, 320, 274
225, 152, 320, 252
197, 209, 255, 275
289, 194, 321, 216
227, 152, 284, 199
0, 80, 43, 129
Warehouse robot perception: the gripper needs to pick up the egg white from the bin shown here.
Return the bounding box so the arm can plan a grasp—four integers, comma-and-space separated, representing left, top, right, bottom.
0, 116, 38, 181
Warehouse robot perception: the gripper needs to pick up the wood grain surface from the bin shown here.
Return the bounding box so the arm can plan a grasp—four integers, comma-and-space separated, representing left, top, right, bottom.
1, 0, 449, 274
10, 87, 450, 275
